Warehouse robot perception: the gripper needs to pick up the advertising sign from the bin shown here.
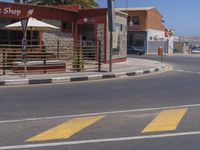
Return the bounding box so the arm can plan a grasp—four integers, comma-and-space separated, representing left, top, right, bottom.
21, 18, 29, 63
112, 23, 120, 55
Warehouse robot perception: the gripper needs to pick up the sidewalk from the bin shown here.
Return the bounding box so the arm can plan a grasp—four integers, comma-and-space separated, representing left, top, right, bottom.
0, 58, 169, 86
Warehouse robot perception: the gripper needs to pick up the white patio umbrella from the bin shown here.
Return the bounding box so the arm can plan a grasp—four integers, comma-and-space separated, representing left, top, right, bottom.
3, 17, 59, 31
3, 17, 59, 46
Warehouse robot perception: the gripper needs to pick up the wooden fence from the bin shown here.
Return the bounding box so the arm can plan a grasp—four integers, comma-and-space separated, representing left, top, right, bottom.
0, 41, 102, 75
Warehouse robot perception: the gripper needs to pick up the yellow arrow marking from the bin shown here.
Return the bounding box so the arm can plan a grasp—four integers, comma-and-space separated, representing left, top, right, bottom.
26, 115, 105, 142
142, 108, 188, 133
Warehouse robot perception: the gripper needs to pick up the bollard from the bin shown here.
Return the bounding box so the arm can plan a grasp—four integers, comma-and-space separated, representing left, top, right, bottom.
158, 47, 163, 64
98, 41, 102, 72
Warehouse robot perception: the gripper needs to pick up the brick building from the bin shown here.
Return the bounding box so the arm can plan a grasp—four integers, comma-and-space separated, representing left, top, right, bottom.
117, 7, 169, 54
0, 2, 127, 63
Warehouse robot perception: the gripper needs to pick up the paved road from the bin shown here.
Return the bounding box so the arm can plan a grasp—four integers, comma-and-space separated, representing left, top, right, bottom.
1, 54, 200, 149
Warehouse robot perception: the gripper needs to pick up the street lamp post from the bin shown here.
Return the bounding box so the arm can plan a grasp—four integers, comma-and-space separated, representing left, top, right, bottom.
21, 9, 34, 77
107, 0, 116, 72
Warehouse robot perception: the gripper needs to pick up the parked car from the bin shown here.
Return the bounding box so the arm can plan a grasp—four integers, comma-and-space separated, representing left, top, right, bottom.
191, 47, 200, 54
127, 46, 145, 55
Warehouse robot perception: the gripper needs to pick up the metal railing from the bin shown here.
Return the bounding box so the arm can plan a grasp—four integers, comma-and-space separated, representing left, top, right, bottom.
0, 41, 102, 76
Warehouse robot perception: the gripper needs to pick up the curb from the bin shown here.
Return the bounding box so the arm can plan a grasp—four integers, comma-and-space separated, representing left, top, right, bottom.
0, 65, 171, 86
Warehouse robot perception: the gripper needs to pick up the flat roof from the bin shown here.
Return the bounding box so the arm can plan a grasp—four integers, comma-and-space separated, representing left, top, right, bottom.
116, 7, 155, 11
116, 7, 163, 17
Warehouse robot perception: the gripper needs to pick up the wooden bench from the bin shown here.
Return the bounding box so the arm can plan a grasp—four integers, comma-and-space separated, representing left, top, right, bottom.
12, 60, 66, 74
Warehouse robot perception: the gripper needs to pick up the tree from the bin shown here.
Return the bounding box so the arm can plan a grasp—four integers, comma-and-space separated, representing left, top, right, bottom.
25, 0, 99, 8
14, 0, 29, 3
14, 0, 21, 2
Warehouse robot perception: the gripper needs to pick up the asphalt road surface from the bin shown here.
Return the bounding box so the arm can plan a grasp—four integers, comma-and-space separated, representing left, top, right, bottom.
1, 54, 200, 150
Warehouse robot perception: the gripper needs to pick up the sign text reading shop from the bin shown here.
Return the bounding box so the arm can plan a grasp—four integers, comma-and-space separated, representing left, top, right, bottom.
0, 7, 21, 16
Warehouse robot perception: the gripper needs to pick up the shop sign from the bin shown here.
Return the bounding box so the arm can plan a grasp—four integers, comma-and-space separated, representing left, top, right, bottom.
0, 7, 21, 16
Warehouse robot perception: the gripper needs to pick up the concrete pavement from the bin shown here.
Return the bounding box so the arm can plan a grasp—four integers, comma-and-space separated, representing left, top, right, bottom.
0, 58, 169, 86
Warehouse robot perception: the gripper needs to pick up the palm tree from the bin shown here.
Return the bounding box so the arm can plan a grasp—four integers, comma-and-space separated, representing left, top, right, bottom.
25, 0, 99, 8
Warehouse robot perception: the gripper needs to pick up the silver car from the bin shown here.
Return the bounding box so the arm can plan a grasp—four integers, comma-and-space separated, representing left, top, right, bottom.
191, 47, 200, 54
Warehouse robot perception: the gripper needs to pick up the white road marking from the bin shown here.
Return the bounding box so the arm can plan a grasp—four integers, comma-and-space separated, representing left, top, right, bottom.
175, 70, 185, 72
174, 69, 199, 74
1, 103, 200, 124
1, 131, 200, 149
185, 71, 195, 74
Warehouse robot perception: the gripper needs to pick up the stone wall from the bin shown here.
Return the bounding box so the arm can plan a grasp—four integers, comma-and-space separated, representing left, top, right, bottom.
42, 19, 73, 50
41, 19, 74, 60
97, 24, 105, 61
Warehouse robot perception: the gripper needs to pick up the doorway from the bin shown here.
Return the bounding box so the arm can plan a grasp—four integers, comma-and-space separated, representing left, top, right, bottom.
78, 24, 95, 43
78, 24, 96, 59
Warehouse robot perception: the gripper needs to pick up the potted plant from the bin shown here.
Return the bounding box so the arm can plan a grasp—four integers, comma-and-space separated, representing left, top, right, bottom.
72, 51, 84, 72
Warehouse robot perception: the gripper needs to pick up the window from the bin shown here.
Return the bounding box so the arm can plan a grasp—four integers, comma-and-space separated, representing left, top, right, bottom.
132, 16, 140, 25
120, 24, 123, 31
127, 16, 131, 25
115, 23, 120, 31
62, 21, 72, 33
128, 32, 146, 48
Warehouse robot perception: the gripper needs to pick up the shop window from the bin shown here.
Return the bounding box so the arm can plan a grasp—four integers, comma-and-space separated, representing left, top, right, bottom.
132, 16, 140, 25
62, 21, 72, 33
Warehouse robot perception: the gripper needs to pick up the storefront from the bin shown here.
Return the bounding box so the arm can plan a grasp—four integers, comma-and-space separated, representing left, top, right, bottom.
0, 2, 127, 63
127, 31, 147, 50
118, 7, 168, 54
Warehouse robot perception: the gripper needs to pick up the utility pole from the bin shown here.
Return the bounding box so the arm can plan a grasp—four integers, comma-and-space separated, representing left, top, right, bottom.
107, 0, 116, 72
126, 0, 128, 13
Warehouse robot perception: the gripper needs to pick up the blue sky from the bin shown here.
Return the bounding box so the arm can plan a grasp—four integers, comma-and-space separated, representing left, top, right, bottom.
2, 0, 200, 36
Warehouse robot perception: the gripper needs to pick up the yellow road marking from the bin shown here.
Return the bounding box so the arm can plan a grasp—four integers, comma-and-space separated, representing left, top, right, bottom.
26, 115, 105, 142
142, 108, 188, 133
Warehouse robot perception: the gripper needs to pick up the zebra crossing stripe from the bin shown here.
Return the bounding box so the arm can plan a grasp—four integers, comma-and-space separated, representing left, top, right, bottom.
26, 115, 105, 142
142, 108, 188, 133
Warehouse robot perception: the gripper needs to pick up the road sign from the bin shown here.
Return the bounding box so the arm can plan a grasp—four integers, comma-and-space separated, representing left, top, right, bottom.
21, 9, 33, 77
21, 18, 29, 64
22, 37, 27, 52
21, 18, 29, 35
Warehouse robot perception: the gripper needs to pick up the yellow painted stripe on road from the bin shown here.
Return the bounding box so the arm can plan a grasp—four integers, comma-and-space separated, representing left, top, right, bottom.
142, 108, 188, 133
26, 115, 105, 142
